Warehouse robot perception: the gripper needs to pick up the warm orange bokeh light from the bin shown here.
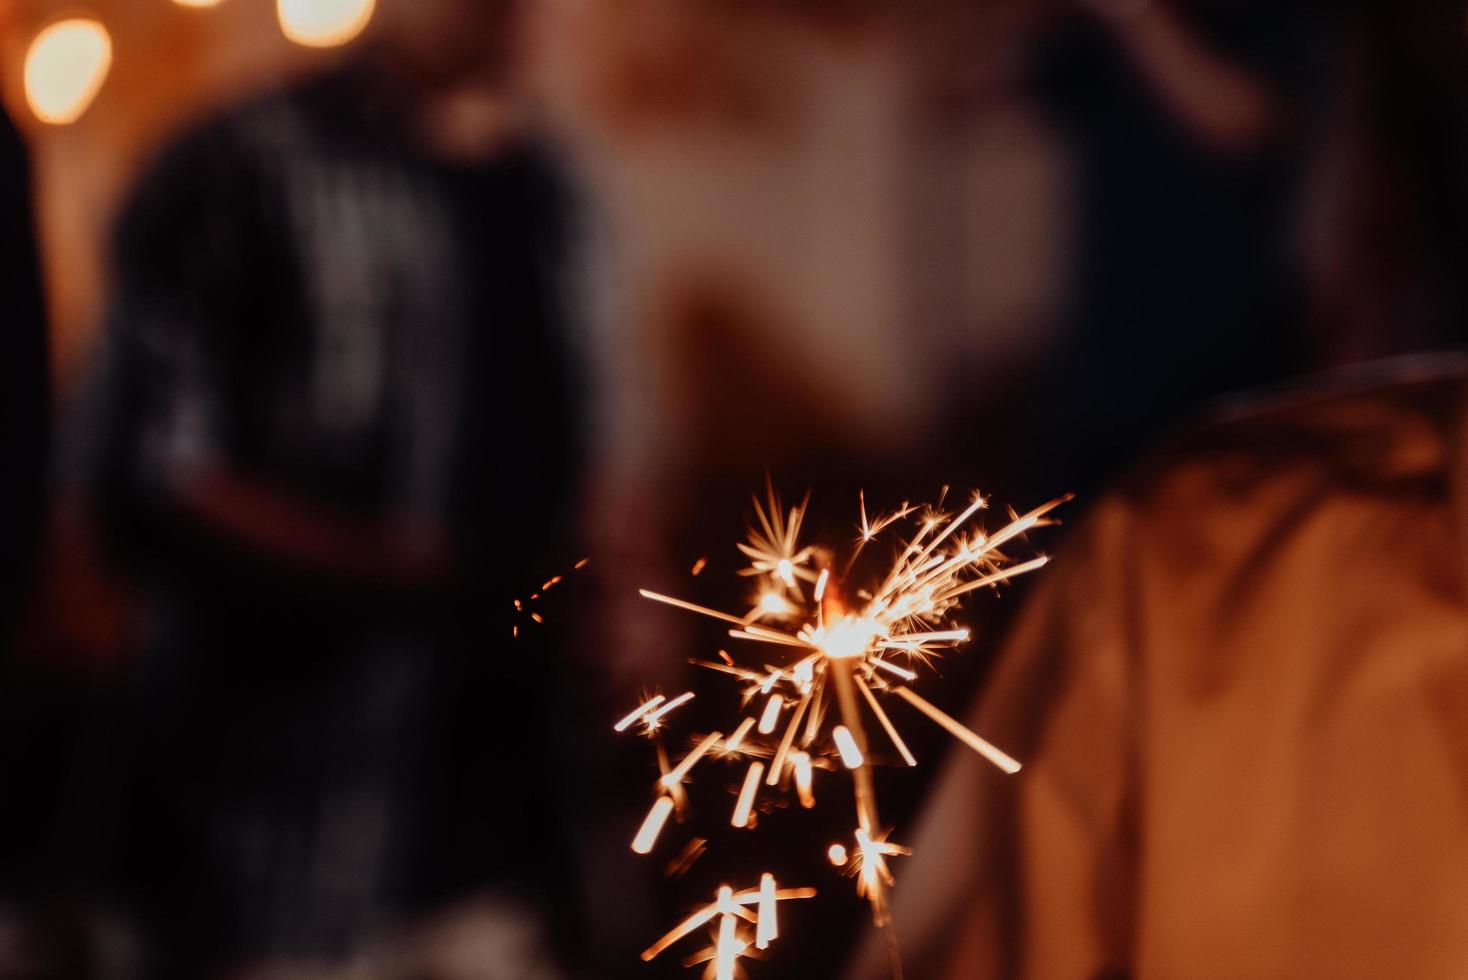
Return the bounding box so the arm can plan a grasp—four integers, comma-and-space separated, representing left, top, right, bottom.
277, 0, 375, 48
24, 18, 112, 125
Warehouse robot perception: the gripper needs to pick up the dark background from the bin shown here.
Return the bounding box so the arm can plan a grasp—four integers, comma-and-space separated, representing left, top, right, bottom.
5, 0, 1468, 977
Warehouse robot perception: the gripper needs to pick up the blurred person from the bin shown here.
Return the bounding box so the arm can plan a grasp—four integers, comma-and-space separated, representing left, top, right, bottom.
78, 0, 586, 975
1017, 0, 1322, 501
849, 355, 1468, 979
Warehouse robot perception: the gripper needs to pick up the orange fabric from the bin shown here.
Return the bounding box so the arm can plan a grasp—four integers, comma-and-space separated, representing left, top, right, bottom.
853, 358, 1468, 979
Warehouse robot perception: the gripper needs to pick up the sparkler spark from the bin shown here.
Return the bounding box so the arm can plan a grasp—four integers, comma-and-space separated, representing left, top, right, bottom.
641, 878, 817, 978
513, 556, 589, 637
832, 726, 865, 769
617, 487, 1067, 976
666, 837, 708, 877
633, 796, 676, 854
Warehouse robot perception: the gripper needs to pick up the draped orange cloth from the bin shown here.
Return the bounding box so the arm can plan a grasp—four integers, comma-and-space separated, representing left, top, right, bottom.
853, 358, 1468, 979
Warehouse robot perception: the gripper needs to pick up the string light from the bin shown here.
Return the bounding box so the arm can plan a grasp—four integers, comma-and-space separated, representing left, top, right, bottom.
277, 0, 375, 48
24, 19, 112, 125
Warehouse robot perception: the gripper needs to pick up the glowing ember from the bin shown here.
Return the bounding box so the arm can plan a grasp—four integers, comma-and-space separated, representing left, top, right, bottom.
816, 615, 881, 660
512, 557, 590, 638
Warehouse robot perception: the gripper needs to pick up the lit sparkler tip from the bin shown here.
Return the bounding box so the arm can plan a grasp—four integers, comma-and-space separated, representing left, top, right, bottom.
817, 615, 880, 661
828, 843, 848, 865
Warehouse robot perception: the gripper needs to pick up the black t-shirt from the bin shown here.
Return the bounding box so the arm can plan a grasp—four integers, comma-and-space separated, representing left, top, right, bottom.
88, 63, 585, 967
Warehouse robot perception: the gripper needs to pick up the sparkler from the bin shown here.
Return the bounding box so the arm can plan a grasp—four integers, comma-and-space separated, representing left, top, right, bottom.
617, 484, 1068, 976
513, 556, 589, 638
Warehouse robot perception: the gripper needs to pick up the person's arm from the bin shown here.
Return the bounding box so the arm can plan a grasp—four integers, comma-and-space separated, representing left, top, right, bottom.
847, 496, 1142, 979
1084, 0, 1283, 156
173, 468, 449, 589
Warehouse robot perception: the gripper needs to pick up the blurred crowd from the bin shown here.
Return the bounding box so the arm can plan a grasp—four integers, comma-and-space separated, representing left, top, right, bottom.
4, 0, 1468, 977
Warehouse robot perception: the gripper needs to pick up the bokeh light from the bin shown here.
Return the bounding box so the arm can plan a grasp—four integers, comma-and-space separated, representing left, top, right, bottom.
24, 18, 113, 125
277, 0, 375, 48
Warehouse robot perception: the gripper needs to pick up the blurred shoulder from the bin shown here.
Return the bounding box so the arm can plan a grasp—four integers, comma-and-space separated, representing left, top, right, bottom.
1125, 354, 1464, 511
1065, 355, 1466, 575
112, 67, 368, 267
